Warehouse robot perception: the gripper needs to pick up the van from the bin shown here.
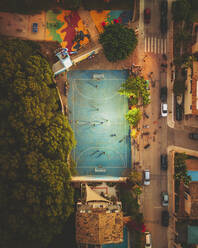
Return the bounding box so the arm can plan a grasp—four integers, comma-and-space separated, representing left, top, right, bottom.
145, 232, 152, 248
144, 170, 150, 185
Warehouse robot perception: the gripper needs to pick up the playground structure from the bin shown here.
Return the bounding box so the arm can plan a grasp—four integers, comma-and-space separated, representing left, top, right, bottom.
52, 48, 73, 76
52, 46, 102, 76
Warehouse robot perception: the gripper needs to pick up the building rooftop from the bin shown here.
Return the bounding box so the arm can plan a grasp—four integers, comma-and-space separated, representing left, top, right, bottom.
76, 184, 123, 245
76, 208, 123, 245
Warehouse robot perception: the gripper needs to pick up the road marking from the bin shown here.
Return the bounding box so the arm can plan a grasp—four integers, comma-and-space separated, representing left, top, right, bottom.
144, 36, 168, 55
154, 37, 157, 54
161, 39, 164, 54
144, 37, 147, 52
158, 38, 160, 54
150, 36, 153, 52
164, 38, 167, 54
147, 37, 150, 52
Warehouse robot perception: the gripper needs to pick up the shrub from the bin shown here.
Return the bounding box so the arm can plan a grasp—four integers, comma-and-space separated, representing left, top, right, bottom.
125, 108, 142, 127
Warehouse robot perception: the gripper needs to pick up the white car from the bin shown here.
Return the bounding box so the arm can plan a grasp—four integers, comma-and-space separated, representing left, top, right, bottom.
145, 232, 152, 248
144, 170, 150, 186
161, 103, 168, 117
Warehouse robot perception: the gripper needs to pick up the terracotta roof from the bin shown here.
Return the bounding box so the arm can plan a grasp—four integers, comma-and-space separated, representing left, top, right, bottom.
186, 159, 198, 171
76, 208, 123, 245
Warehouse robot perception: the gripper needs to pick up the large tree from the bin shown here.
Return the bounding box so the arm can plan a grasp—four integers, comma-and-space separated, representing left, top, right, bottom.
118, 76, 151, 106
0, 39, 76, 248
172, 0, 191, 22
99, 23, 137, 62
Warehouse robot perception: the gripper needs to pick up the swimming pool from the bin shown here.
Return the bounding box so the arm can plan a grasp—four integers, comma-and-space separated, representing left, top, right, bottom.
188, 171, 198, 181
68, 70, 131, 177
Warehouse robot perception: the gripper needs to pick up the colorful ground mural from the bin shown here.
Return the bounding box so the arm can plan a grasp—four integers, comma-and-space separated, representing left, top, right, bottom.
90, 10, 132, 33
46, 10, 90, 51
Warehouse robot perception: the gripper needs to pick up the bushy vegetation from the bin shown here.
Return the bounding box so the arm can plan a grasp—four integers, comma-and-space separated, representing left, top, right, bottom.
0, 0, 81, 13
118, 184, 144, 248
127, 170, 143, 196
172, 0, 191, 22
82, 0, 134, 10
99, 23, 137, 62
174, 153, 191, 185
0, 38, 76, 248
125, 108, 142, 127
173, 79, 186, 95
118, 76, 151, 106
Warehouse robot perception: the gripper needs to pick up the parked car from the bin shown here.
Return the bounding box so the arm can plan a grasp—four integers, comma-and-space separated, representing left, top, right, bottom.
161, 103, 168, 117
144, 170, 150, 186
32, 23, 38, 33
160, 16, 168, 35
160, 87, 167, 102
145, 232, 152, 248
189, 133, 198, 140
161, 192, 169, 207
176, 104, 183, 121
144, 8, 151, 24
160, 0, 168, 17
160, 154, 168, 170
161, 210, 169, 226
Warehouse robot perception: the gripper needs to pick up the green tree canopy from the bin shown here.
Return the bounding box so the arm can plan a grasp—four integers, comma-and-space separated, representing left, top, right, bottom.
0, 39, 76, 248
0, 0, 81, 13
172, 0, 191, 22
173, 79, 186, 95
99, 23, 137, 62
118, 76, 151, 106
174, 153, 191, 185
125, 108, 141, 127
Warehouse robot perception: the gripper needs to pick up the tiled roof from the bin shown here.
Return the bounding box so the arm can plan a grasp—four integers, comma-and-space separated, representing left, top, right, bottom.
76, 208, 123, 245
186, 159, 198, 171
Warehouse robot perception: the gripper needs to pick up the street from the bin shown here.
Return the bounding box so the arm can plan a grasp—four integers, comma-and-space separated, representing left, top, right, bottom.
138, 0, 198, 247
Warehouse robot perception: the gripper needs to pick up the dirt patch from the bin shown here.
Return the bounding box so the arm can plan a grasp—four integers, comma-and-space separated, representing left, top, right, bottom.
38, 40, 61, 66
72, 45, 138, 71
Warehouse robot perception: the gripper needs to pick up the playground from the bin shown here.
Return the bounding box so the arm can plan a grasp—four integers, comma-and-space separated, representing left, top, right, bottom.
68, 70, 131, 177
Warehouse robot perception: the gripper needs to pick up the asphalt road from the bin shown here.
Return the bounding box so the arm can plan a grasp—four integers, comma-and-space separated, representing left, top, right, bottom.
140, 0, 198, 247
140, 0, 169, 247
168, 127, 198, 150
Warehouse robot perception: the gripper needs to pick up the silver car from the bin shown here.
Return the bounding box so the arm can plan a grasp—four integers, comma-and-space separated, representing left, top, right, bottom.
161, 192, 169, 207
144, 170, 150, 186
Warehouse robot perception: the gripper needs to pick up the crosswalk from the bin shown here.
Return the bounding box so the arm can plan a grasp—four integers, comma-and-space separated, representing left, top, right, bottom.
144, 36, 167, 54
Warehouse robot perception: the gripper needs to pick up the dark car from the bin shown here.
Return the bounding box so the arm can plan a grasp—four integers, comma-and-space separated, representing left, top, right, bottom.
160, 87, 167, 102
176, 104, 183, 121
189, 133, 198, 140
160, 0, 168, 16
144, 8, 151, 24
160, 17, 168, 34
161, 154, 168, 170
161, 210, 169, 226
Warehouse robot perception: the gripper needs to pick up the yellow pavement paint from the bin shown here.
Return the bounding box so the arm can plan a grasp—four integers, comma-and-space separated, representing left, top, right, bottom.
46, 28, 52, 41
90, 10, 110, 33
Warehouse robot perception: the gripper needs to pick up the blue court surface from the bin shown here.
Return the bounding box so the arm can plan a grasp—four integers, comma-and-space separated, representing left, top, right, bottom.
67, 70, 131, 177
